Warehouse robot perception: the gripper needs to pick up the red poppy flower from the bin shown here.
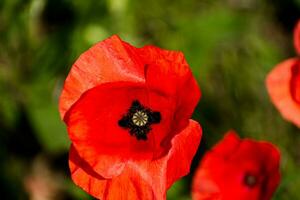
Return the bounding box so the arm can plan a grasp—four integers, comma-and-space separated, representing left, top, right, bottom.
266, 20, 300, 127
59, 35, 202, 199
192, 131, 280, 200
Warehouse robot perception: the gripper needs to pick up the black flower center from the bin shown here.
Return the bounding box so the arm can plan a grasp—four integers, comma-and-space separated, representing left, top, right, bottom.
118, 100, 161, 140
244, 174, 257, 188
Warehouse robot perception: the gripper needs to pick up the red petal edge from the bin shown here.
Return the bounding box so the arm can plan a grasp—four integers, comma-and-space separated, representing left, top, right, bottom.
266, 58, 300, 127
69, 120, 202, 200
59, 35, 145, 119
210, 130, 240, 157
192, 131, 281, 200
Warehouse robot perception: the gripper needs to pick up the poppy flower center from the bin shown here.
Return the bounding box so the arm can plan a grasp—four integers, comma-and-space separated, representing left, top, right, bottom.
132, 111, 148, 126
118, 100, 161, 140
244, 174, 257, 188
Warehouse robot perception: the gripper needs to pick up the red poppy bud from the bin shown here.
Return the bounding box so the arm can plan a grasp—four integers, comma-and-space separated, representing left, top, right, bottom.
192, 131, 281, 200
59, 35, 202, 199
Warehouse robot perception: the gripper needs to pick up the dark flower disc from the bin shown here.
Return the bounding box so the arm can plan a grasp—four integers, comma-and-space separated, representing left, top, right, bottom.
118, 100, 161, 140
244, 173, 257, 188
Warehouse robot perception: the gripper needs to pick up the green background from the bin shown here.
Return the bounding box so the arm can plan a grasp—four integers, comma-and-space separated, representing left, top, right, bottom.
0, 0, 300, 199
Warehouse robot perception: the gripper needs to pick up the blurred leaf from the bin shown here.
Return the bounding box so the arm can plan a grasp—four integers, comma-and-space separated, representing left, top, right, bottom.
24, 77, 69, 153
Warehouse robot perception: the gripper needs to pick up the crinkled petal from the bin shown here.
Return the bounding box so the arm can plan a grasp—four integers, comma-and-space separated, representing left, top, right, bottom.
69, 120, 202, 200
59, 35, 146, 119
114, 120, 201, 199
139, 46, 195, 96
69, 145, 154, 200
266, 58, 300, 127
140, 46, 201, 128
69, 145, 108, 199
165, 120, 202, 188
139, 46, 201, 155
117, 120, 201, 200
59, 36, 201, 122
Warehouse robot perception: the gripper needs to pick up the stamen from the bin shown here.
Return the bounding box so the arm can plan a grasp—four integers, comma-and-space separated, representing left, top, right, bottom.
244, 174, 257, 187
118, 100, 161, 140
132, 111, 148, 126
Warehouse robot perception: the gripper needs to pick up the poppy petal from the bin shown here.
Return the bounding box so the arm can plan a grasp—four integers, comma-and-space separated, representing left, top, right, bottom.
69, 145, 108, 198
65, 81, 177, 178
70, 120, 202, 200
290, 59, 300, 102
211, 130, 240, 157
256, 142, 281, 200
69, 145, 155, 200
192, 131, 281, 200
266, 58, 300, 127
139, 46, 195, 96
294, 20, 300, 54
59, 35, 146, 119
114, 119, 202, 199
192, 167, 221, 200
103, 169, 155, 200
138, 46, 201, 153
140, 46, 201, 127
165, 119, 202, 188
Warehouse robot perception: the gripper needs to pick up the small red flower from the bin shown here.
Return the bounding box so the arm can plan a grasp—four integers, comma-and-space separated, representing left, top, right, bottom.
192, 131, 280, 200
266, 20, 300, 127
59, 35, 202, 199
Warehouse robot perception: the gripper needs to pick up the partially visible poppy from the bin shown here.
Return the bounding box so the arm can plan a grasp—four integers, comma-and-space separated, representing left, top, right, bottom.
59, 35, 202, 199
192, 131, 280, 200
266, 20, 300, 127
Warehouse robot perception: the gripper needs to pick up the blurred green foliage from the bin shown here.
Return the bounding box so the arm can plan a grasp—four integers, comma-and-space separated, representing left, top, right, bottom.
0, 0, 300, 199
